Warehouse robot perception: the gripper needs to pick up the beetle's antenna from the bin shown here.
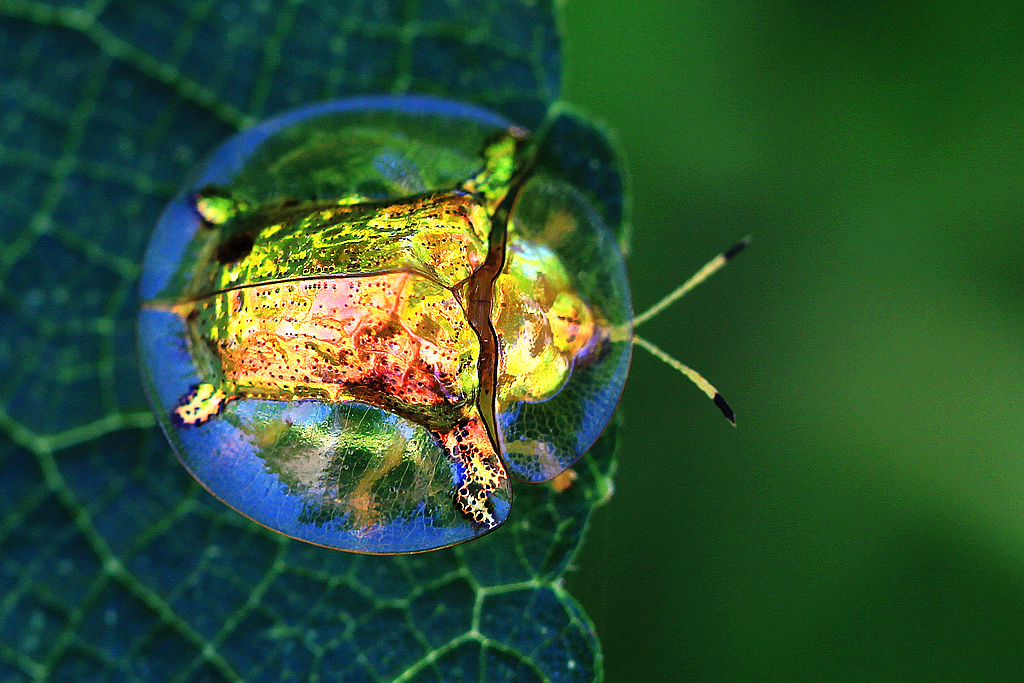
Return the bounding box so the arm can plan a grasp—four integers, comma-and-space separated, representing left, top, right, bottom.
633, 335, 735, 424
632, 236, 750, 328
627, 237, 750, 424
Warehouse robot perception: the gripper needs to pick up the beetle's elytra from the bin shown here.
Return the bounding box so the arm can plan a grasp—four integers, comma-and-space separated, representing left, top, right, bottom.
138, 96, 632, 553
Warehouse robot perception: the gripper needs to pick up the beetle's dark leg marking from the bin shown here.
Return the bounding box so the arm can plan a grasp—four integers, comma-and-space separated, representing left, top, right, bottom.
435, 415, 506, 529
215, 231, 256, 264
172, 382, 230, 426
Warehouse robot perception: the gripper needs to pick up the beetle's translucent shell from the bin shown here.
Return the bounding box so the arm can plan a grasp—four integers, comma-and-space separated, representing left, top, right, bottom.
139, 96, 631, 553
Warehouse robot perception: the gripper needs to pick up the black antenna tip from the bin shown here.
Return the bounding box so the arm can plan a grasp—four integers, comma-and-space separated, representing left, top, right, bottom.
724, 236, 752, 262
713, 393, 736, 425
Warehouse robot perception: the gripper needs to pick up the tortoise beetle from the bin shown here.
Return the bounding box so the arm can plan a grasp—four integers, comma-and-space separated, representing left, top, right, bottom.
138, 96, 635, 553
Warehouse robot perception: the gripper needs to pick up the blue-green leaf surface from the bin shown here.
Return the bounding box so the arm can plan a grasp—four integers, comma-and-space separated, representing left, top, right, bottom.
0, 1, 615, 680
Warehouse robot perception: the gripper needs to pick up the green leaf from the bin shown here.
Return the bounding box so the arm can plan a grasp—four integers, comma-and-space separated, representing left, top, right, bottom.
0, 1, 618, 680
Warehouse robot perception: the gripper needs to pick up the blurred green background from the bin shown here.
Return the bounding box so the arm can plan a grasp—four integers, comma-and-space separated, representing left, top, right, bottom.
560, 1, 1024, 680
